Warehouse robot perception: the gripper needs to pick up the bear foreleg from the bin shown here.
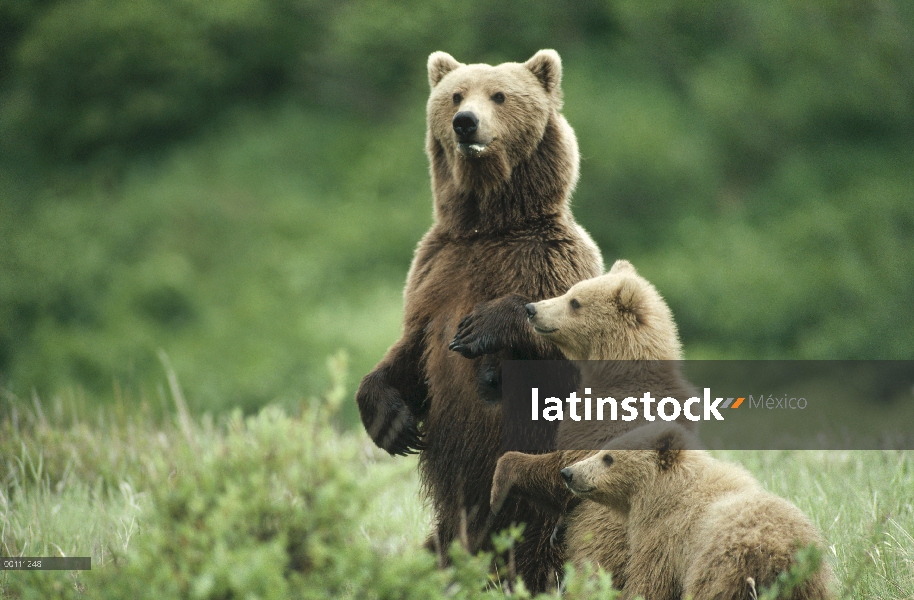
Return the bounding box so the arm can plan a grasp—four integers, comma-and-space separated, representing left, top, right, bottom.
491, 450, 594, 515
356, 334, 428, 456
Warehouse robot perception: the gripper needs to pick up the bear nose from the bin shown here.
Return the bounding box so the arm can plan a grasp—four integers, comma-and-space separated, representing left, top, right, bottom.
525, 303, 537, 318
560, 468, 573, 483
452, 111, 479, 137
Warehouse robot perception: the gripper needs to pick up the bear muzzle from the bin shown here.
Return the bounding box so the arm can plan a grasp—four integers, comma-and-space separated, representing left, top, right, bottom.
452, 111, 493, 157
526, 301, 560, 334
528, 311, 558, 335
562, 462, 598, 496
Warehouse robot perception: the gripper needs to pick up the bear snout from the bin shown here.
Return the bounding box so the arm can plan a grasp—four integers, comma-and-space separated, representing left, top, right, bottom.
525, 303, 537, 317
452, 111, 479, 138
560, 467, 573, 483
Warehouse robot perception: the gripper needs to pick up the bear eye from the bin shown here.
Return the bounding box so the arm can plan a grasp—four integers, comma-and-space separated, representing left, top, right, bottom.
570, 298, 581, 309
452, 92, 463, 105
603, 454, 614, 466
492, 92, 505, 104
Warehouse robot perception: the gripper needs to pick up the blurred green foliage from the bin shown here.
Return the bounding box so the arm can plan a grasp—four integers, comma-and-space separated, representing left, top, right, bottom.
0, 360, 626, 599
1, 0, 315, 156
0, 0, 912, 413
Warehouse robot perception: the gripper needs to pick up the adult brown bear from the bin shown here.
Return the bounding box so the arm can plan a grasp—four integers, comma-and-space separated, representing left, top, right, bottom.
356, 49, 602, 590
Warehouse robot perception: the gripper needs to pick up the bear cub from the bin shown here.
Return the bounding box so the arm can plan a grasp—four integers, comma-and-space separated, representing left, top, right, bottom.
563, 422, 836, 600
490, 260, 697, 587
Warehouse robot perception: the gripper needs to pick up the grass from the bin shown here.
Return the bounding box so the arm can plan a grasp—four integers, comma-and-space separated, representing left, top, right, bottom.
0, 359, 912, 598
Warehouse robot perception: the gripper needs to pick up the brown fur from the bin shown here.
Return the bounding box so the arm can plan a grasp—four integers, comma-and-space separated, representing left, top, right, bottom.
490, 261, 697, 588
356, 50, 602, 591
564, 423, 836, 599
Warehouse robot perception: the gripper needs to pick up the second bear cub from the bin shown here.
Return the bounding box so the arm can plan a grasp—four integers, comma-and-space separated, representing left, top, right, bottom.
564, 423, 835, 600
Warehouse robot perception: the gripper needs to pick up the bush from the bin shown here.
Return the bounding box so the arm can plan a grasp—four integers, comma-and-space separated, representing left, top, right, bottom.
2, 357, 436, 598
0, 356, 622, 599
3, 0, 313, 157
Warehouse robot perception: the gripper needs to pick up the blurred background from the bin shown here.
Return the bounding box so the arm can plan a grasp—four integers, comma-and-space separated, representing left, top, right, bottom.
0, 0, 912, 421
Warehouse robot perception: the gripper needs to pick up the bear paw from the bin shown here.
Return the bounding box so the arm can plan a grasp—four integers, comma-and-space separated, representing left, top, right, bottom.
356, 370, 424, 456
449, 301, 514, 358
450, 313, 501, 358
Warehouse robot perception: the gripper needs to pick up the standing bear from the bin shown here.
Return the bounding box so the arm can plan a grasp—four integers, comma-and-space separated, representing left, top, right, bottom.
562, 423, 836, 600
356, 50, 603, 590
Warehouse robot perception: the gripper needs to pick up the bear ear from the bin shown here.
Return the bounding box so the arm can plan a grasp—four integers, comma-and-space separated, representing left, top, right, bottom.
654, 427, 685, 471
614, 277, 644, 325
525, 49, 562, 95
428, 51, 462, 88
609, 259, 637, 276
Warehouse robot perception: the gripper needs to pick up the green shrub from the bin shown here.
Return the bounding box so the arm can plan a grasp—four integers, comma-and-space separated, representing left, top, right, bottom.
4, 0, 313, 157
0, 357, 622, 599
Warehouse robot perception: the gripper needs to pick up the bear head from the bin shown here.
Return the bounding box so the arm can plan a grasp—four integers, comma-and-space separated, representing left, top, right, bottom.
426, 50, 569, 191
525, 259, 682, 361
560, 422, 699, 513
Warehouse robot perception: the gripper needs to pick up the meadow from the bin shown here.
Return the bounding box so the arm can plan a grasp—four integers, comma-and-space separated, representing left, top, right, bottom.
1, 355, 911, 598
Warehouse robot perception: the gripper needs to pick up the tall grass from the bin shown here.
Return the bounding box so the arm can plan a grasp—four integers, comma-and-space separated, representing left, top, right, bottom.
0, 359, 911, 598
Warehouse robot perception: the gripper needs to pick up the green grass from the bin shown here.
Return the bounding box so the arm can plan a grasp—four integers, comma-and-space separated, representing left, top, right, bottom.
715, 450, 914, 598
1, 359, 912, 598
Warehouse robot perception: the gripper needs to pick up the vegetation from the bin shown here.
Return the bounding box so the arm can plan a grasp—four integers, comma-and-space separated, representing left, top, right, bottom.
0, 1, 911, 596
0, 360, 911, 598
1, 1, 912, 411
0, 357, 622, 599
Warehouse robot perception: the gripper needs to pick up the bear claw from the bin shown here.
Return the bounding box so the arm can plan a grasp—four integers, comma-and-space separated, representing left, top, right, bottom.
379, 411, 425, 456
357, 371, 425, 456
450, 315, 500, 358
